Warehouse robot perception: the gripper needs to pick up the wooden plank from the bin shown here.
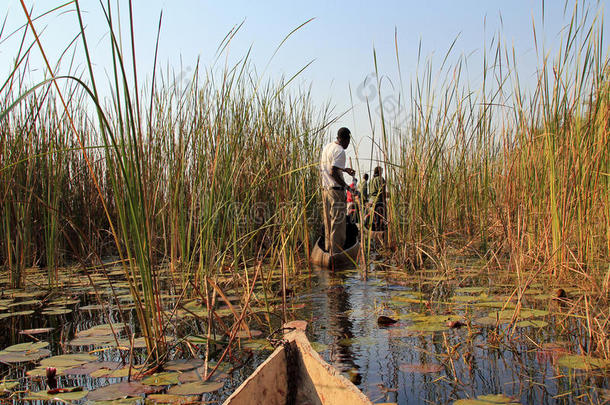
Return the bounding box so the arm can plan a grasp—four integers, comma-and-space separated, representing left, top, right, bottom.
223, 345, 288, 405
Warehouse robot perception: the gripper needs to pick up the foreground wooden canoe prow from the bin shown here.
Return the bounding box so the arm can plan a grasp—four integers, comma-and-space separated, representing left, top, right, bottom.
223, 321, 372, 405
310, 237, 360, 269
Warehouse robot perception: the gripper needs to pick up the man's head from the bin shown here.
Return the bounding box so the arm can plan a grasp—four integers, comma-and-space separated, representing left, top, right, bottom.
336, 127, 351, 149
363, 173, 369, 181
374, 166, 383, 177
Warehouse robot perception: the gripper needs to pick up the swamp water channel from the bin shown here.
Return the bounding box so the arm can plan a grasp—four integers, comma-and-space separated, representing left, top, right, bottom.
0, 260, 608, 404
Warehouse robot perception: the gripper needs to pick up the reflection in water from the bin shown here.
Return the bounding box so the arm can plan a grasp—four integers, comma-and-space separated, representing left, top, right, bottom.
300, 269, 609, 405
317, 269, 361, 385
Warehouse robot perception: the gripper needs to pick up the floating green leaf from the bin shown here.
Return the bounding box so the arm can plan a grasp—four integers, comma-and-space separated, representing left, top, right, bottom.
453, 393, 519, 404
24, 390, 89, 402
164, 359, 203, 371
40, 353, 98, 368
146, 394, 200, 403
26, 366, 67, 377
77, 323, 126, 337
474, 317, 503, 327
406, 323, 450, 333
455, 287, 488, 294
4, 341, 49, 352
0, 310, 34, 319
8, 299, 40, 307
241, 339, 273, 351
167, 381, 224, 395
474, 301, 515, 309
141, 372, 179, 386
0, 348, 51, 363
557, 354, 610, 370
0, 381, 19, 392
69, 336, 116, 347
87, 381, 162, 401
310, 342, 329, 353
42, 307, 73, 315
516, 320, 548, 328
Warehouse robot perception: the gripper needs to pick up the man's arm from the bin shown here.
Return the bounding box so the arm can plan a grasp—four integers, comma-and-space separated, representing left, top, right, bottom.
331, 166, 355, 189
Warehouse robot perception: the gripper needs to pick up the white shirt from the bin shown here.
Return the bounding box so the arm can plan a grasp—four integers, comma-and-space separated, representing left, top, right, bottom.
320, 142, 346, 188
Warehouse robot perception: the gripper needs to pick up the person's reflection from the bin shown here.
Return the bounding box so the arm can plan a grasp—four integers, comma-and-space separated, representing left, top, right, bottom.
319, 269, 361, 385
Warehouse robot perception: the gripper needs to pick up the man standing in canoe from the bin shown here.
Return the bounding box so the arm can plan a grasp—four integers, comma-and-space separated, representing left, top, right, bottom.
320, 127, 356, 254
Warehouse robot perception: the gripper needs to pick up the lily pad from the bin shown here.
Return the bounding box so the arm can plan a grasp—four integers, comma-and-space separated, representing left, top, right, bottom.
40, 353, 98, 368
77, 323, 126, 337
406, 323, 450, 333
524, 309, 549, 317
147, 393, 200, 403
69, 336, 116, 347
79, 304, 105, 311
177, 367, 228, 384
49, 298, 80, 306
167, 381, 224, 395
42, 307, 73, 315
235, 329, 263, 339
90, 365, 141, 379
84, 398, 141, 405
488, 309, 539, 320
11, 291, 45, 298
24, 390, 89, 402
455, 287, 488, 294
450, 295, 482, 303
556, 354, 610, 370
114, 336, 147, 349
454, 393, 519, 404
0, 348, 51, 363
184, 335, 209, 345
310, 342, 329, 353
337, 337, 376, 347
0, 310, 35, 319
408, 313, 462, 323
26, 366, 67, 377
474, 317, 504, 327
87, 381, 162, 401
63, 361, 122, 376
477, 393, 520, 403
165, 359, 204, 371
142, 372, 180, 386
474, 301, 515, 309
4, 341, 49, 352
241, 339, 273, 351
19, 328, 54, 335
516, 320, 548, 328
8, 299, 40, 307
0, 381, 19, 392
391, 296, 424, 305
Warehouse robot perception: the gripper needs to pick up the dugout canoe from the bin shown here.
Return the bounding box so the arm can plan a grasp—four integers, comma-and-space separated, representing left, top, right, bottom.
223, 321, 372, 405
310, 236, 360, 269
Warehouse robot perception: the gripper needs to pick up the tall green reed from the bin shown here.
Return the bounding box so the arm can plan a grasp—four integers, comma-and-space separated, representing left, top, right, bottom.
370, 3, 608, 285
2, 0, 327, 366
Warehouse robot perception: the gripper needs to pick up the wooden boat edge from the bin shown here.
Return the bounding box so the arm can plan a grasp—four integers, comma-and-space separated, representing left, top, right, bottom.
223, 321, 372, 405
310, 237, 360, 268
285, 323, 372, 405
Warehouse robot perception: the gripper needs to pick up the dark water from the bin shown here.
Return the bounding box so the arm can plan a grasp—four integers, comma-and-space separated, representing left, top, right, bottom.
0, 264, 608, 404
293, 268, 609, 405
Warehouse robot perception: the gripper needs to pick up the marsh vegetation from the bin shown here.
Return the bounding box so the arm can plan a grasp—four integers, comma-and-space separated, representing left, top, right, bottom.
0, 1, 608, 404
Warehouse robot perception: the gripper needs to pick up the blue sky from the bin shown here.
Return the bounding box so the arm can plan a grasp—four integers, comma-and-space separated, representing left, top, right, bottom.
1, 1, 608, 167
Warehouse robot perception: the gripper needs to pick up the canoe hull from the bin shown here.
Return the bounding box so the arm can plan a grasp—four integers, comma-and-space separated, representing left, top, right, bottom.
310, 237, 360, 269
223, 321, 371, 405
